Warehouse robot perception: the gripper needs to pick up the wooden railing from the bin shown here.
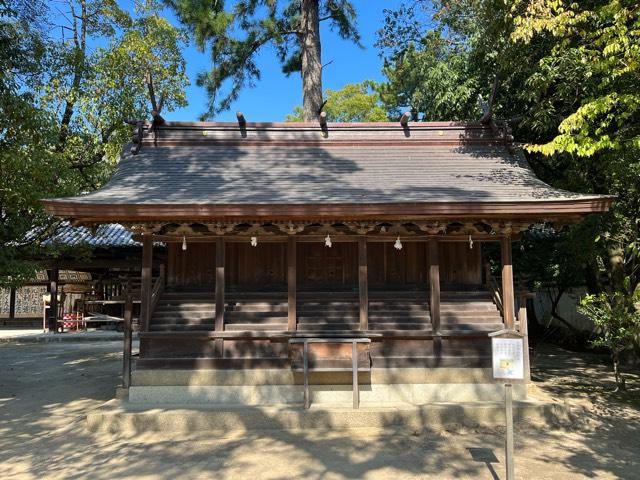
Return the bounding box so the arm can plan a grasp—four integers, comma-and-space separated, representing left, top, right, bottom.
150, 264, 166, 314
485, 263, 503, 317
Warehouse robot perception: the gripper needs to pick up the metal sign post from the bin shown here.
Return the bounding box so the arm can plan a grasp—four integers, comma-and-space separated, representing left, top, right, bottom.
489, 330, 525, 480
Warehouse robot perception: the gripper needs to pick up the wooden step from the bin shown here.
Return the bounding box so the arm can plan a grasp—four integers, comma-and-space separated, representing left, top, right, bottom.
368, 323, 431, 330
225, 311, 288, 320
152, 317, 215, 325
150, 324, 214, 332
225, 323, 288, 331
224, 315, 288, 324
297, 323, 361, 331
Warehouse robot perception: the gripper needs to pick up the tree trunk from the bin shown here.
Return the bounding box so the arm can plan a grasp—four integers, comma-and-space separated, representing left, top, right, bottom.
300, 0, 323, 121
612, 350, 626, 391
58, 0, 87, 149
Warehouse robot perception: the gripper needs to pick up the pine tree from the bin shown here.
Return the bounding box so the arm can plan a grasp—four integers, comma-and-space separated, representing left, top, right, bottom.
165, 0, 360, 120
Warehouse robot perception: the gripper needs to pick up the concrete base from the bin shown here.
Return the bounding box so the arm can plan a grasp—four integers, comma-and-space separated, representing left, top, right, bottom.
131, 367, 498, 387
129, 368, 525, 406
87, 399, 572, 435
128, 383, 527, 406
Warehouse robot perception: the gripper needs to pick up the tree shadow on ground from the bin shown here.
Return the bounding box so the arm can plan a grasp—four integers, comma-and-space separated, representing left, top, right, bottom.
1, 341, 639, 479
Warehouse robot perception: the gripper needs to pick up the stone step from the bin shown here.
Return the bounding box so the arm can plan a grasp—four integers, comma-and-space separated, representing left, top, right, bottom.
88, 397, 567, 435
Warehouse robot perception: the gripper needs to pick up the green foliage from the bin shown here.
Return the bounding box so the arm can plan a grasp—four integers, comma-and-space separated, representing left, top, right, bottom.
376, 1, 540, 123
379, 31, 478, 121
0, 0, 188, 287
511, 1, 640, 364
164, 0, 361, 117
286, 81, 388, 122
377, 2, 640, 365
512, 0, 640, 157
579, 286, 640, 389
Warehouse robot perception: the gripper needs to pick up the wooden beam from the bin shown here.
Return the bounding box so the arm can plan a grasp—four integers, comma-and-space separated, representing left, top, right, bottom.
319, 111, 328, 136
8, 288, 16, 320
48, 268, 59, 333
358, 237, 368, 330
429, 240, 441, 332
287, 236, 297, 331
215, 237, 225, 356
43, 197, 614, 223
319, 111, 328, 128
501, 236, 515, 329
140, 234, 153, 332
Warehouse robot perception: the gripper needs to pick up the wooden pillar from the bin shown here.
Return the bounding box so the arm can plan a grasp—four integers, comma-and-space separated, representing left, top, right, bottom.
8, 287, 16, 320
140, 234, 153, 333
287, 237, 297, 331
122, 295, 133, 389
429, 239, 442, 360
215, 237, 225, 356
518, 292, 531, 382
48, 268, 59, 333
358, 237, 368, 330
501, 236, 515, 330
428, 239, 441, 332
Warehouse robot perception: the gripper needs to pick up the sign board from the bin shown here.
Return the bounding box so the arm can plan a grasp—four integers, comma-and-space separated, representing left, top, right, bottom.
491, 337, 524, 380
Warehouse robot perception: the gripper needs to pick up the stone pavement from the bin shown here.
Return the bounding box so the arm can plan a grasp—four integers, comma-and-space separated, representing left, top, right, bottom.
0, 340, 638, 479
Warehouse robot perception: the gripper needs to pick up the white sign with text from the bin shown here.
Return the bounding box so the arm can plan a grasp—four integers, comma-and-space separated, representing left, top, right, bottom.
491, 337, 524, 380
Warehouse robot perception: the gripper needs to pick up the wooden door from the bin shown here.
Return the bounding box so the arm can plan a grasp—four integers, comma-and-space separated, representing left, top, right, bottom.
368, 241, 427, 290
226, 243, 286, 291
298, 242, 357, 291
438, 242, 482, 288
166, 242, 216, 289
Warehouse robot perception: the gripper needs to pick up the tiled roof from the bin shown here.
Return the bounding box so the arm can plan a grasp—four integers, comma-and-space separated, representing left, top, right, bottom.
46, 122, 605, 206
42, 223, 138, 247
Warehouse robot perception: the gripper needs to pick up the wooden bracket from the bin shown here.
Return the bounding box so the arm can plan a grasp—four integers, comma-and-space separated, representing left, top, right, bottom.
319, 111, 328, 137
236, 111, 247, 138
400, 111, 411, 137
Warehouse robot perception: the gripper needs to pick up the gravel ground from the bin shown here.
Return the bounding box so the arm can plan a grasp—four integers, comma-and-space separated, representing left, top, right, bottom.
0, 340, 638, 479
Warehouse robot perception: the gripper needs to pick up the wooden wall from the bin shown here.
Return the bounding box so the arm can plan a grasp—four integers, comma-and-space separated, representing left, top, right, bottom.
167, 243, 216, 288
227, 243, 287, 291
368, 242, 427, 290
297, 242, 358, 291
438, 242, 482, 287
166, 240, 483, 292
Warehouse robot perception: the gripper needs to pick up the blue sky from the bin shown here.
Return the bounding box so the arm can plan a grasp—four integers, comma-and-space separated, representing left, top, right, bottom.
128, 1, 404, 121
